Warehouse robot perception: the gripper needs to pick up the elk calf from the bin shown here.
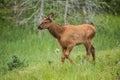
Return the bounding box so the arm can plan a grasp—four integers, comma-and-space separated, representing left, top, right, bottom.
38, 13, 96, 63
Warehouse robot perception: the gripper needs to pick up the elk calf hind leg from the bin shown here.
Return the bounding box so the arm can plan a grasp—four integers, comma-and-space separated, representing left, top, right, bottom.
91, 45, 95, 61
84, 42, 91, 61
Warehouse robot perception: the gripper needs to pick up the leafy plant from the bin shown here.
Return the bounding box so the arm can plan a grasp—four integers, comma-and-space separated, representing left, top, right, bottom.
7, 55, 28, 71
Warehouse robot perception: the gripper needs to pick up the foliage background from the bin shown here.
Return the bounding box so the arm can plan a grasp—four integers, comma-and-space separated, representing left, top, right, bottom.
0, 0, 120, 80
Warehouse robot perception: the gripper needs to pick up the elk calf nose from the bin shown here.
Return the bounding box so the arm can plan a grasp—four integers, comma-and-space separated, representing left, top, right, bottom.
38, 26, 42, 30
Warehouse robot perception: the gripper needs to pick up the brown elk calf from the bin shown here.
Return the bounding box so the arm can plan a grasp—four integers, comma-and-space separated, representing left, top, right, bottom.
38, 13, 96, 64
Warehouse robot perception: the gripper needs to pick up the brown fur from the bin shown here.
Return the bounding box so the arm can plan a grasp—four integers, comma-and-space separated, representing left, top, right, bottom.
38, 13, 96, 63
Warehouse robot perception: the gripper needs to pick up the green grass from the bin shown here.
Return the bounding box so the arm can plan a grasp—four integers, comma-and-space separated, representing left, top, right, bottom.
0, 14, 120, 80
0, 49, 120, 80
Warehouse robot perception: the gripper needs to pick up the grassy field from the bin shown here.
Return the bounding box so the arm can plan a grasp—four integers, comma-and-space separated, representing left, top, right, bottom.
0, 14, 120, 80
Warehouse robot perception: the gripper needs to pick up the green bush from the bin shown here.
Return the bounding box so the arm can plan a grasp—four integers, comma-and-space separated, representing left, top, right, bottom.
7, 55, 28, 71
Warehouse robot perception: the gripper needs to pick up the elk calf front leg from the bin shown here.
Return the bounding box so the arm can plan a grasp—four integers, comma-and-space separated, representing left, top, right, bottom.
61, 54, 65, 63
64, 46, 74, 64
61, 49, 66, 63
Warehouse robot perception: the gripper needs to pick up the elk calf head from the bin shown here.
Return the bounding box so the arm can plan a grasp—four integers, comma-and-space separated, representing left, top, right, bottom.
38, 13, 54, 30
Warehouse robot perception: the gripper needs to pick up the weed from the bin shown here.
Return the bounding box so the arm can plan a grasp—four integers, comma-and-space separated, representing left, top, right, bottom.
7, 55, 28, 71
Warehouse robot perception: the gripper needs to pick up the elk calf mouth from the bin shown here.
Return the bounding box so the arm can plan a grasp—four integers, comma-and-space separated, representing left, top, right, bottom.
38, 26, 43, 30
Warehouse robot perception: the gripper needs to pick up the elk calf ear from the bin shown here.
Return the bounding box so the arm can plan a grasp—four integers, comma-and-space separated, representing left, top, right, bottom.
41, 15, 45, 19
48, 13, 54, 20
41, 14, 47, 19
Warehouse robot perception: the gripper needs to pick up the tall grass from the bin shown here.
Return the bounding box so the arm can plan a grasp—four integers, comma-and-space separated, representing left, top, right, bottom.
0, 15, 120, 80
